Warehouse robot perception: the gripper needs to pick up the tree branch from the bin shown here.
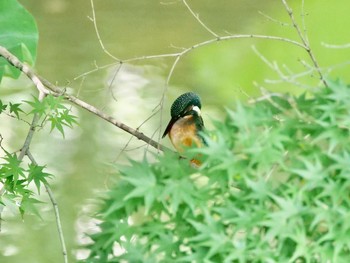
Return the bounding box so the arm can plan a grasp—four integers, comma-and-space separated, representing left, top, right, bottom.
0, 46, 172, 153
26, 150, 68, 263
0, 46, 51, 96
75, 32, 309, 81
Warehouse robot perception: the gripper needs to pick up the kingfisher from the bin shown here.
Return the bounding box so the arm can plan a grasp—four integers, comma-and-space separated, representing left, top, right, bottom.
162, 92, 205, 154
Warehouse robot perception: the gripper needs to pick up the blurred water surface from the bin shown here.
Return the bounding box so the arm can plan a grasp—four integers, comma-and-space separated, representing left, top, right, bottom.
0, 0, 349, 262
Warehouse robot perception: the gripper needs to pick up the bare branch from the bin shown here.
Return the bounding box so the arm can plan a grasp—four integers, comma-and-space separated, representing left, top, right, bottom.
89, 0, 120, 61
252, 45, 314, 89
26, 150, 68, 263
182, 0, 219, 37
74, 33, 308, 83
115, 109, 162, 162
132, 34, 308, 61
74, 61, 118, 80
107, 62, 123, 103
258, 11, 290, 26
281, 0, 328, 87
156, 54, 182, 144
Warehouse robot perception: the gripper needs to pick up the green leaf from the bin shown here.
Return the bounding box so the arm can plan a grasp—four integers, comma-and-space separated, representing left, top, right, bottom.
24, 96, 47, 116
59, 109, 78, 127
0, 193, 20, 215
121, 159, 158, 214
49, 115, 66, 137
27, 164, 53, 194
0, 99, 7, 113
0, 0, 38, 82
9, 102, 24, 118
24, 95, 78, 137
162, 177, 197, 215
1, 151, 25, 184
19, 194, 43, 219
45, 95, 66, 111
188, 210, 230, 260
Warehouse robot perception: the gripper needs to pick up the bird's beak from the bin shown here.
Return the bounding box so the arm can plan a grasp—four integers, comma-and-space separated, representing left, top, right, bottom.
162, 117, 177, 138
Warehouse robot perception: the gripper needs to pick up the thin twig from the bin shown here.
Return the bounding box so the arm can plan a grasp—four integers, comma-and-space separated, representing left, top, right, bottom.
73, 61, 117, 80
300, 0, 309, 44
114, 109, 162, 162
89, 0, 120, 61
281, 0, 328, 87
158, 54, 182, 143
182, 0, 218, 37
252, 45, 314, 89
258, 11, 290, 26
128, 34, 308, 61
74, 33, 308, 81
248, 91, 285, 104
1, 111, 32, 126
107, 62, 123, 103
26, 150, 68, 263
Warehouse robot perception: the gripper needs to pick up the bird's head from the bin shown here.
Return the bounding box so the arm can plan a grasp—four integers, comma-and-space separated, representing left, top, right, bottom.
170, 92, 201, 119
162, 92, 203, 138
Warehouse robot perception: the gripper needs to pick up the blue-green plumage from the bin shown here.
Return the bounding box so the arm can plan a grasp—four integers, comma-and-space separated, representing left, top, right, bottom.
170, 92, 201, 119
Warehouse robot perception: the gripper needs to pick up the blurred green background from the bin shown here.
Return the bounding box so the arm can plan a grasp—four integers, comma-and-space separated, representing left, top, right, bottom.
0, 0, 349, 262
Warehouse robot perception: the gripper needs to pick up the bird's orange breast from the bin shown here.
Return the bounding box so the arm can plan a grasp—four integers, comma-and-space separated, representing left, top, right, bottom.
169, 115, 203, 153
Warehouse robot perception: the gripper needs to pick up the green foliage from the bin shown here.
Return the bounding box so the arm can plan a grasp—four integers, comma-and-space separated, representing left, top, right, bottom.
1, 95, 77, 137
25, 94, 78, 137
0, 95, 77, 218
0, 0, 38, 81
27, 163, 52, 194
84, 80, 350, 262
0, 99, 7, 113
0, 151, 52, 218
9, 102, 24, 119
0, 100, 25, 119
